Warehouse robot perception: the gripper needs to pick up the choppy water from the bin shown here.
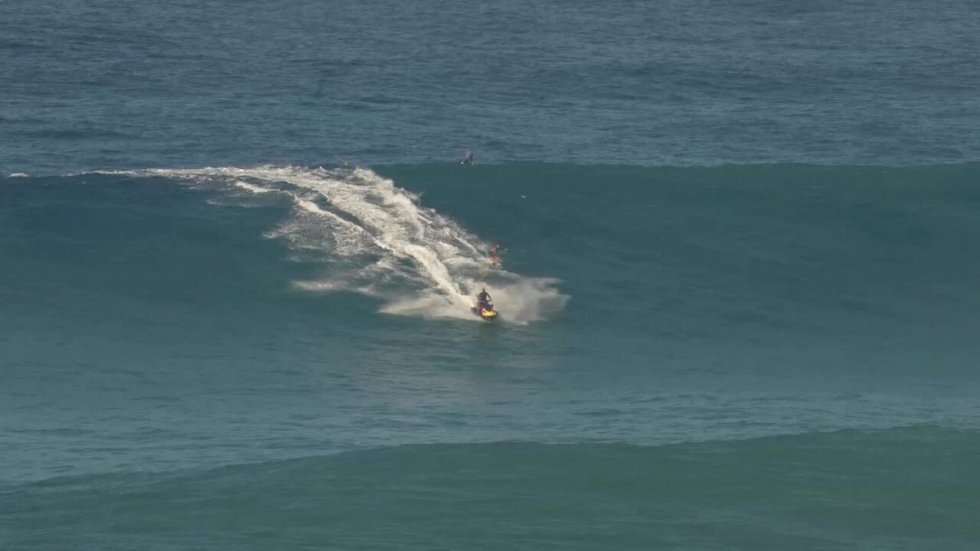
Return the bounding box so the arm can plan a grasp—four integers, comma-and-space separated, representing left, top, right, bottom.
2, 1, 979, 549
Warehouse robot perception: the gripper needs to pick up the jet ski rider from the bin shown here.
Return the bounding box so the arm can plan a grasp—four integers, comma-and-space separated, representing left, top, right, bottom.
477, 288, 493, 310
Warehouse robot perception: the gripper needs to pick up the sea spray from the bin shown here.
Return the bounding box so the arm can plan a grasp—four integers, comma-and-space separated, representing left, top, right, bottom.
112, 165, 568, 322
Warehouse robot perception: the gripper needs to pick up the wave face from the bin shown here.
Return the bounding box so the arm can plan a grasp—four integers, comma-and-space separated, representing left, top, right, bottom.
2, 162, 980, 548
3, 427, 979, 550
108, 165, 567, 324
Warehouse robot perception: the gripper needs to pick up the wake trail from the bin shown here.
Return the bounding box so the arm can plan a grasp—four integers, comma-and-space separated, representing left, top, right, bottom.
112, 165, 566, 323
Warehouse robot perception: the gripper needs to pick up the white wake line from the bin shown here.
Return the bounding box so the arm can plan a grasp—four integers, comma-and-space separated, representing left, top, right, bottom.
301, 200, 463, 301
238, 176, 468, 302
294, 198, 380, 248
92, 165, 567, 322
290, 171, 473, 300
234, 181, 273, 194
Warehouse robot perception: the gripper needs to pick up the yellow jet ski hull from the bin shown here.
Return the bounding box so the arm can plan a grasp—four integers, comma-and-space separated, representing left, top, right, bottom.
472, 307, 498, 321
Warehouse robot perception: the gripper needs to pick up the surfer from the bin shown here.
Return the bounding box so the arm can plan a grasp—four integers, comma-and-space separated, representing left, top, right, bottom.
489, 243, 503, 268
460, 150, 474, 166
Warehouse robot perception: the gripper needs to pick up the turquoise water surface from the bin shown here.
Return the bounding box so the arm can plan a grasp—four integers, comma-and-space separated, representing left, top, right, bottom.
2, 1, 979, 549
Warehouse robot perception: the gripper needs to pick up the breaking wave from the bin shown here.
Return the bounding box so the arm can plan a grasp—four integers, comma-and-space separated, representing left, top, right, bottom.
115, 165, 567, 323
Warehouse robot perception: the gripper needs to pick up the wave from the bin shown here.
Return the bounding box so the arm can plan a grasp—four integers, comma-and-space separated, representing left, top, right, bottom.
10, 160, 980, 339
109, 165, 568, 323
12, 160, 980, 337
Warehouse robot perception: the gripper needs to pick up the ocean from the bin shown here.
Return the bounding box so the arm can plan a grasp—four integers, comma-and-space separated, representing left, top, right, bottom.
2, 1, 979, 550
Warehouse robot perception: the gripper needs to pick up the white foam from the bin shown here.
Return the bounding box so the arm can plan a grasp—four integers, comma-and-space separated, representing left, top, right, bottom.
118, 164, 567, 323
8, 172, 29, 178
234, 180, 273, 194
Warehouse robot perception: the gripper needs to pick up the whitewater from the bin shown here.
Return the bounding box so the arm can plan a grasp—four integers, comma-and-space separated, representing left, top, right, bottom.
107, 165, 567, 324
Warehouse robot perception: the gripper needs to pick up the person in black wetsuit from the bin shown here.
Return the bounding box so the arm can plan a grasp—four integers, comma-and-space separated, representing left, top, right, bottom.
477, 288, 493, 310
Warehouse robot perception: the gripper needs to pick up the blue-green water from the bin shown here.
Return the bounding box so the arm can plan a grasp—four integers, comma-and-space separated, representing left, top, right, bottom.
2, 1, 980, 549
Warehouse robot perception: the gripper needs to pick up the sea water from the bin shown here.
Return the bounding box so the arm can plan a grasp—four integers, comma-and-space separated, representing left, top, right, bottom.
2, 1, 979, 549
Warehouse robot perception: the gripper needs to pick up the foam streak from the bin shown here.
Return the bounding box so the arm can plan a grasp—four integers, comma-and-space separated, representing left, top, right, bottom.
117, 165, 567, 323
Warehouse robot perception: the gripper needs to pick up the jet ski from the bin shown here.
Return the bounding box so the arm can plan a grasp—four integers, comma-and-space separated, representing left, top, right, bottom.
472, 304, 498, 321
472, 291, 498, 321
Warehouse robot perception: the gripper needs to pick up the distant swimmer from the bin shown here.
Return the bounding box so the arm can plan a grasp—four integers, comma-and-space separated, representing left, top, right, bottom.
460, 150, 474, 165
489, 243, 503, 268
